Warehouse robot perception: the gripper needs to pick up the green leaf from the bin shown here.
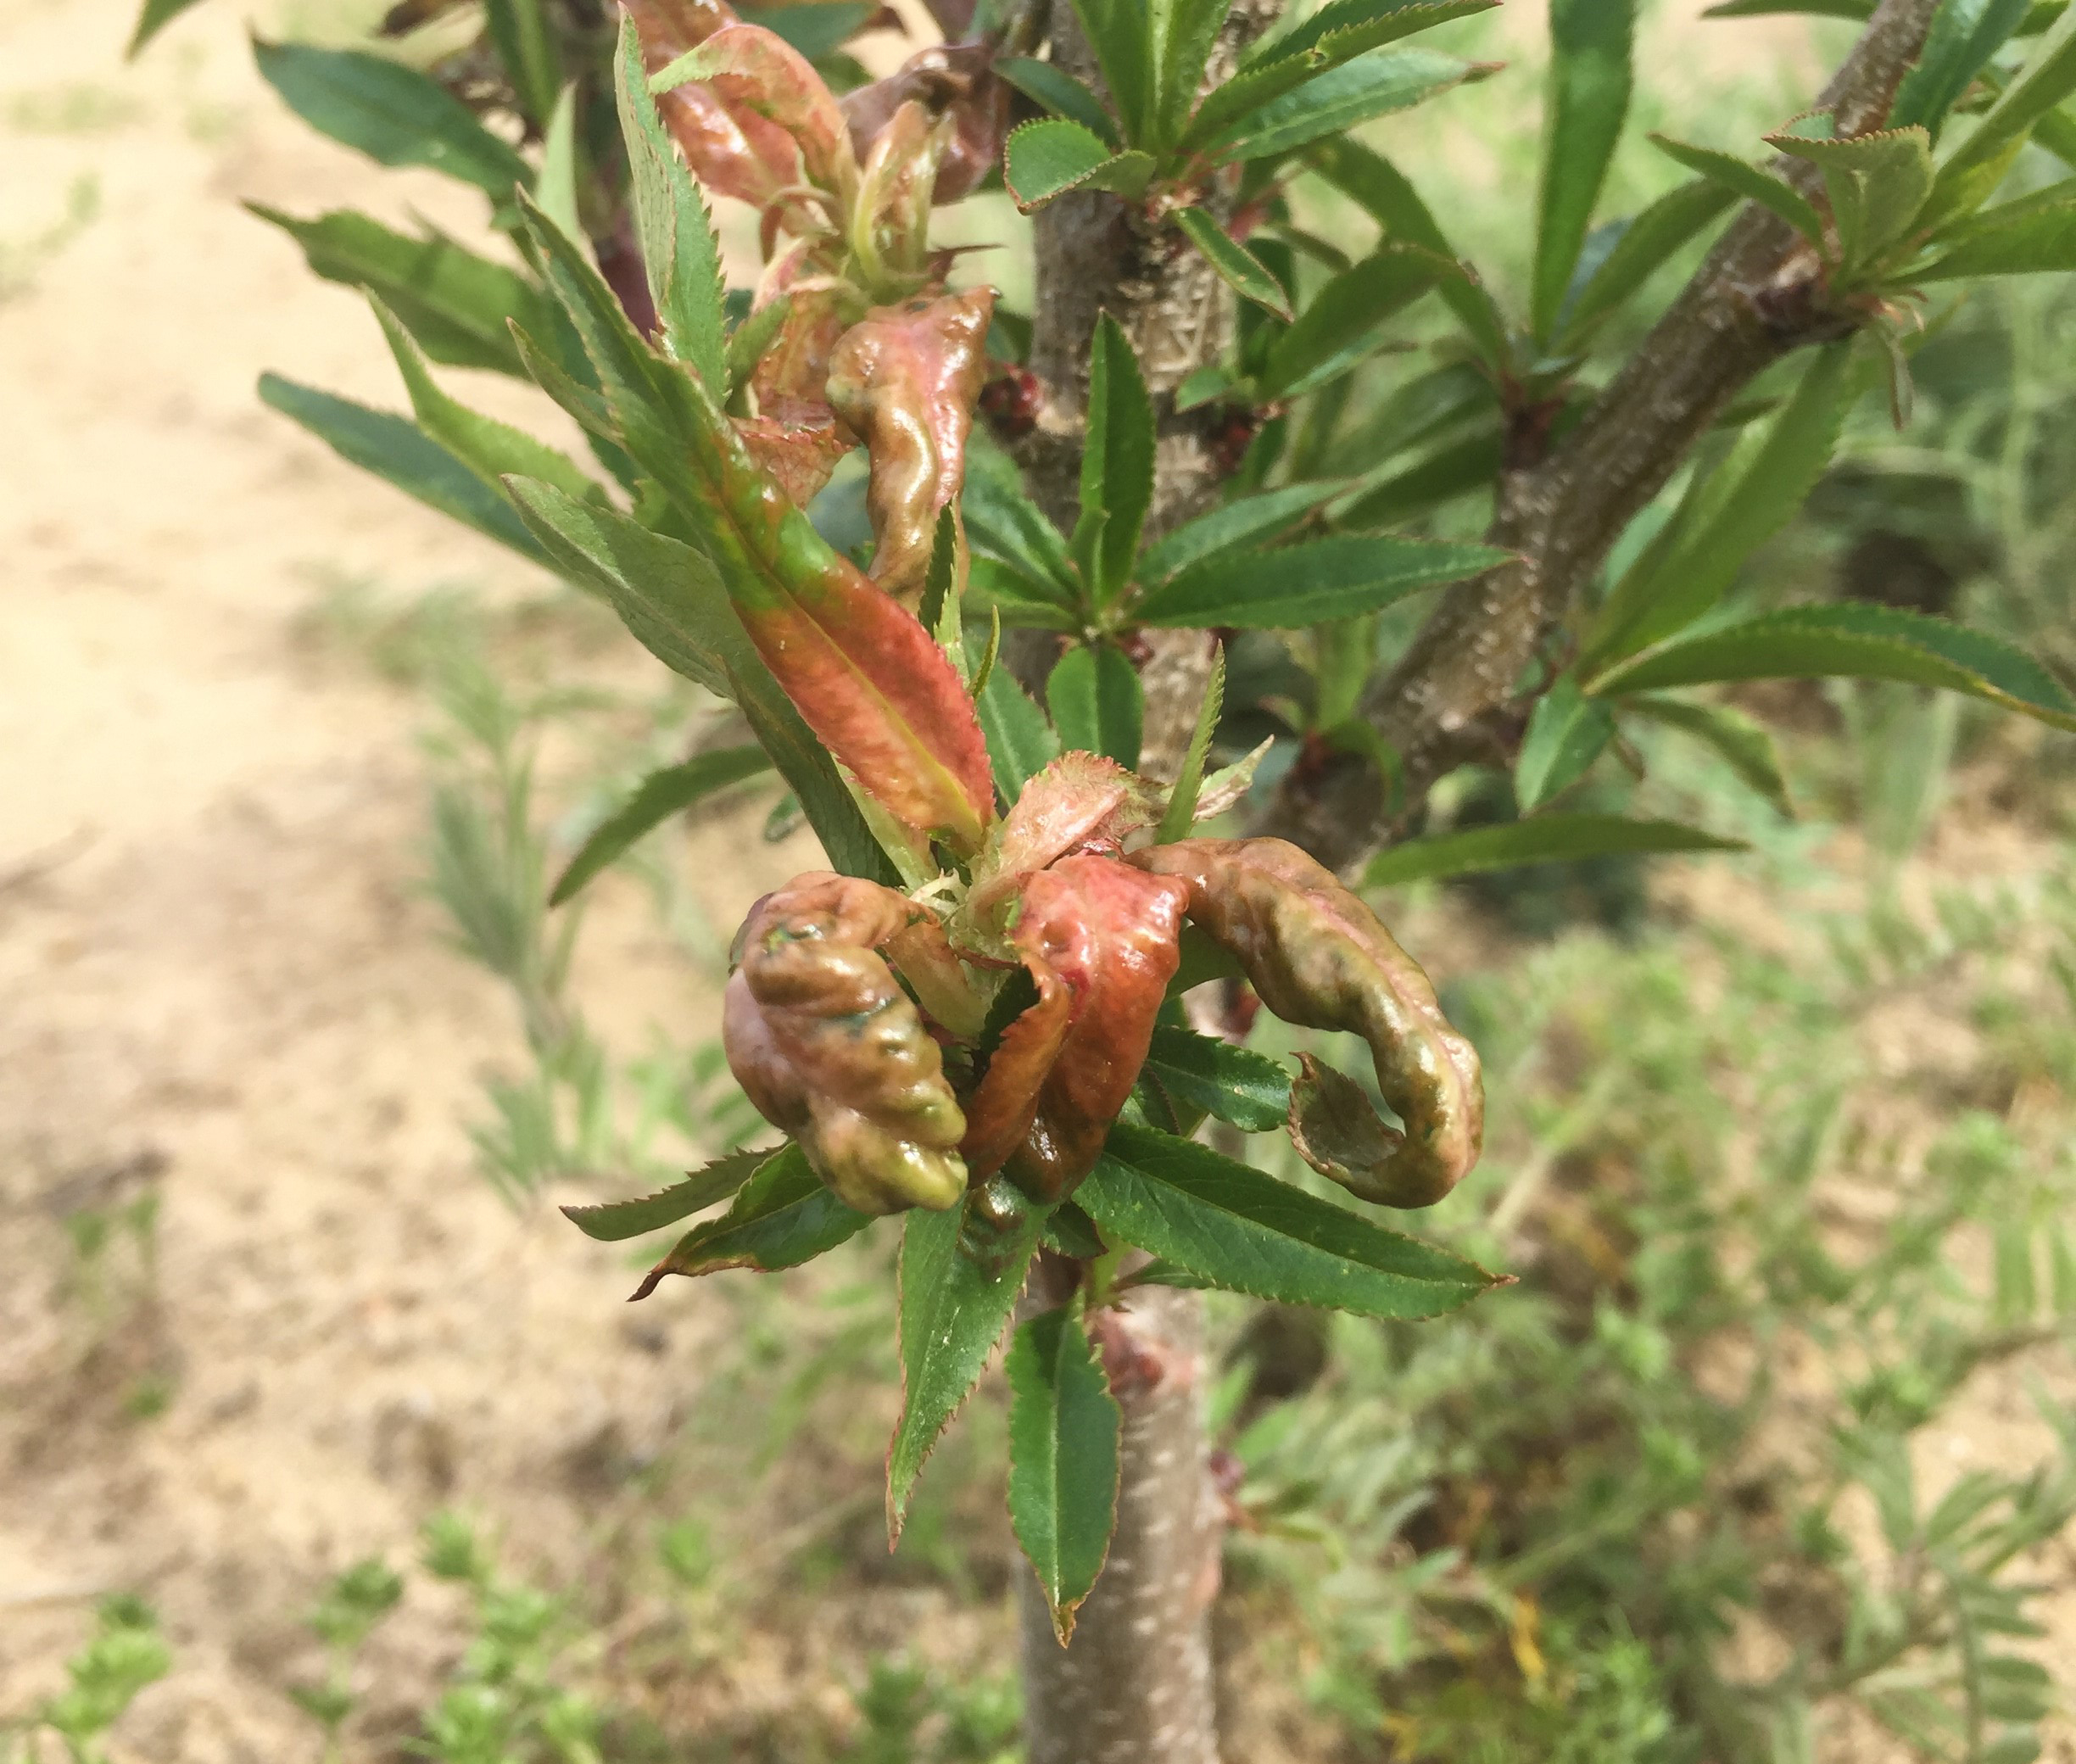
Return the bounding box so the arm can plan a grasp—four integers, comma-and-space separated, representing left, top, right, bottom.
1620, 695, 1794, 816
1917, 187, 2076, 274
1895, 0, 2034, 138
127, 0, 207, 57
1647, 135, 1825, 244
1133, 534, 1508, 628
1154, 0, 1236, 148
535, 84, 584, 243
616, 18, 728, 394
1070, 0, 1156, 143
979, 666, 1063, 803
965, 444, 1085, 605
631, 1145, 873, 1294
502, 477, 894, 881
996, 56, 1121, 147
889, 1197, 1044, 1539
969, 556, 1085, 632
1557, 178, 1738, 348
1003, 119, 1155, 208
1157, 645, 1226, 840
561, 1147, 768, 1241
1006, 1308, 1121, 1642
1075, 315, 1157, 607
1588, 604, 2076, 731
1078, 1124, 1501, 1317
1137, 481, 1342, 584
1303, 137, 1510, 367
1367, 815, 1745, 885
1335, 427, 1504, 528
259, 373, 547, 562
253, 42, 533, 201
1767, 126, 1935, 271
1257, 244, 1449, 400
1207, 47, 1476, 165
1188, 6, 1489, 155
1583, 343, 1857, 668
1515, 676, 1615, 810
757, 1, 878, 60
1533, 0, 1638, 341
370, 298, 600, 506
484, 0, 561, 126
1141, 1027, 1291, 1130
1704, 0, 1871, 14
1174, 207, 1293, 318
1933, 2, 2076, 211
1048, 644, 1145, 767
550, 746, 772, 906
248, 204, 552, 377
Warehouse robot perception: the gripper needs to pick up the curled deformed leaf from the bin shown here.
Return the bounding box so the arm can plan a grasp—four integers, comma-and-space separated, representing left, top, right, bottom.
749, 242, 855, 404
842, 42, 1010, 205
964, 751, 1160, 935
725, 873, 969, 1214
851, 100, 953, 290
964, 855, 1189, 1203
626, 0, 803, 214
826, 288, 996, 608
1134, 838, 1483, 1208
735, 395, 854, 505
650, 21, 859, 209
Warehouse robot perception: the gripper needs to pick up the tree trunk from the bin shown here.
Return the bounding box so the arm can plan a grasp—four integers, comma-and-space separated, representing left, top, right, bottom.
1012, 5, 1282, 1760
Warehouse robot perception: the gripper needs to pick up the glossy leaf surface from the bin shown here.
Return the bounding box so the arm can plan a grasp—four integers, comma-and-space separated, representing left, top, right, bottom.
632, 1144, 873, 1294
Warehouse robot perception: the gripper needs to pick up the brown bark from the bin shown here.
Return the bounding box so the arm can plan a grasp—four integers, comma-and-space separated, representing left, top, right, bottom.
1257, 0, 1945, 874
1011, 7, 1282, 1761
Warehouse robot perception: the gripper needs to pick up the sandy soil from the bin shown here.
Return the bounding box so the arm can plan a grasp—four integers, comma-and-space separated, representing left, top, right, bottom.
5, 0, 2076, 1760
0, 0, 822, 1751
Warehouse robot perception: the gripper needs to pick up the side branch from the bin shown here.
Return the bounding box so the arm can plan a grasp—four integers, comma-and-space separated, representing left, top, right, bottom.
1258, 0, 1945, 874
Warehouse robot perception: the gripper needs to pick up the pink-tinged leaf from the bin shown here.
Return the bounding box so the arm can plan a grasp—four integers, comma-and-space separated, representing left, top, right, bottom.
724, 873, 969, 1214
749, 242, 855, 404
735, 395, 853, 505
966, 751, 1159, 932
841, 42, 1010, 205
964, 854, 1188, 1202
852, 101, 949, 288
626, 0, 801, 212
652, 22, 858, 208
677, 362, 996, 851
826, 287, 995, 608
1134, 838, 1484, 1208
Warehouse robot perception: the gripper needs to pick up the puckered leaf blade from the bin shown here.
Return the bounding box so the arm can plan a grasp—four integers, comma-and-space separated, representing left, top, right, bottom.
1079, 1124, 1502, 1317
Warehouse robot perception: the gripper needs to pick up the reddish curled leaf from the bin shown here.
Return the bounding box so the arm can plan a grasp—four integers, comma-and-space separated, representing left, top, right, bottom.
725, 873, 968, 1213
841, 42, 1010, 204
735, 395, 853, 505
677, 362, 996, 850
963, 854, 1188, 1203
825, 287, 995, 608
749, 242, 856, 405
852, 101, 951, 293
1134, 838, 1484, 1208
965, 751, 1159, 935
626, 0, 801, 212
655, 22, 858, 209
